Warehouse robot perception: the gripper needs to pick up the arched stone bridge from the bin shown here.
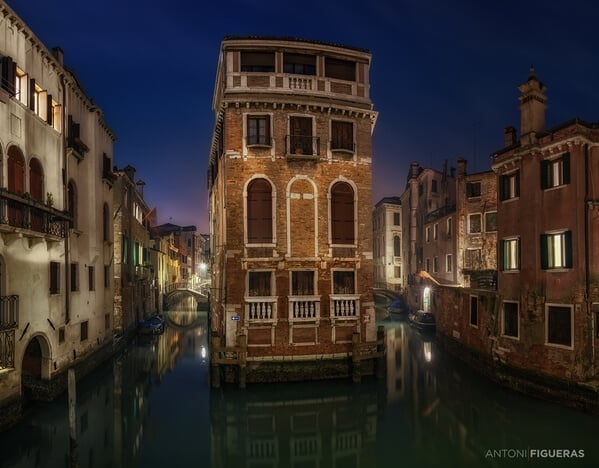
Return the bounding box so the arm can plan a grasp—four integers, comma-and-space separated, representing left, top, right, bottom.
164, 281, 210, 306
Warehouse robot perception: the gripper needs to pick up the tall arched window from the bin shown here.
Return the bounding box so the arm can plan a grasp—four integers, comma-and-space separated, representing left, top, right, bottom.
29, 158, 44, 201
7, 146, 25, 195
331, 181, 354, 244
394, 235, 401, 257
67, 181, 77, 229
247, 178, 272, 244
7, 146, 25, 227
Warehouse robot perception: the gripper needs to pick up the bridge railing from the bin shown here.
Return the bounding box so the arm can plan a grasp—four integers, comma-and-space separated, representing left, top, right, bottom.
165, 281, 210, 296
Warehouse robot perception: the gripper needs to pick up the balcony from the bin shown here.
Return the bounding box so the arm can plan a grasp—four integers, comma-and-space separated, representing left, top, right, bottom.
286, 135, 320, 159
289, 296, 320, 322
0, 190, 69, 239
330, 295, 359, 320
246, 297, 277, 323
0, 295, 18, 331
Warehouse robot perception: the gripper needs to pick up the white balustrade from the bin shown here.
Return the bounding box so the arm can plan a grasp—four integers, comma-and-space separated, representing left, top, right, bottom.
331, 295, 359, 319
246, 297, 277, 322
288, 296, 320, 321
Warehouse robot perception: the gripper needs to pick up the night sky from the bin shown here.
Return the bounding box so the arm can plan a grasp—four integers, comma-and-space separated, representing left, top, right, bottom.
7, 0, 599, 232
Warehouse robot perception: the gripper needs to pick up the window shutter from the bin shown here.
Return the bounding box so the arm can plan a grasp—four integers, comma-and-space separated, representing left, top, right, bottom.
540, 159, 549, 189
500, 240, 506, 270
247, 179, 272, 243
1, 56, 16, 95
564, 230, 573, 268
29, 78, 35, 111
540, 234, 549, 269
331, 182, 354, 244
562, 153, 571, 185
499, 175, 507, 201
46, 94, 53, 125
515, 171, 520, 197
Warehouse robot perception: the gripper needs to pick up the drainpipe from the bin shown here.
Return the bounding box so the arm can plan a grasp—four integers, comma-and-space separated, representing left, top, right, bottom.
60, 73, 70, 324
585, 144, 595, 376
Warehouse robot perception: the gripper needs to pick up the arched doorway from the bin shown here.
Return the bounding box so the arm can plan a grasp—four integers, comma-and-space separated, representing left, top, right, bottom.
21, 335, 51, 402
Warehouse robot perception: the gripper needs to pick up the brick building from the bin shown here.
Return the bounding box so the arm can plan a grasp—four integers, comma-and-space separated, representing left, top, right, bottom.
208, 36, 378, 382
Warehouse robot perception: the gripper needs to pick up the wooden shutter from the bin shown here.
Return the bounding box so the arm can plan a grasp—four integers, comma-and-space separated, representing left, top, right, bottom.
46, 95, 53, 125
331, 182, 354, 244
1, 56, 16, 95
564, 230, 573, 268
562, 153, 571, 185
29, 159, 44, 201
29, 78, 36, 111
540, 159, 549, 189
540, 234, 549, 269
247, 179, 272, 243
7, 148, 25, 194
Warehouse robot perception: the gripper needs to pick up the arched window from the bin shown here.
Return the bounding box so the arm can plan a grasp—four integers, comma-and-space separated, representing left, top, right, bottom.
67, 181, 77, 229
247, 178, 272, 244
7, 146, 25, 195
7, 147, 25, 227
29, 158, 44, 201
103, 203, 110, 242
331, 181, 354, 244
394, 235, 401, 257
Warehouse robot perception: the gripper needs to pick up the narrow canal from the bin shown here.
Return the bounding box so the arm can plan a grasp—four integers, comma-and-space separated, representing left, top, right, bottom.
1, 297, 599, 468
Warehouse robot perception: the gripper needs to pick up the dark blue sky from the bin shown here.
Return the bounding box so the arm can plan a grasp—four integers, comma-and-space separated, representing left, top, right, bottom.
7, 0, 599, 232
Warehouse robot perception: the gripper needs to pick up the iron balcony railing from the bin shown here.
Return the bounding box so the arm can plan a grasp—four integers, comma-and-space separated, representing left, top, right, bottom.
286, 135, 320, 158
0, 295, 18, 331
0, 190, 70, 238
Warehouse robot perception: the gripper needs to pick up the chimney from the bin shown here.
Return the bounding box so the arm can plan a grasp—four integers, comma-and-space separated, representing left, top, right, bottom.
457, 158, 467, 177
504, 126, 517, 146
518, 67, 547, 138
136, 180, 146, 198
52, 47, 64, 65
123, 164, 136, 182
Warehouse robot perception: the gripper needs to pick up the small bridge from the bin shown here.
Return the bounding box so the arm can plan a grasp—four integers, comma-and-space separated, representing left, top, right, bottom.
165, 281, 210, 304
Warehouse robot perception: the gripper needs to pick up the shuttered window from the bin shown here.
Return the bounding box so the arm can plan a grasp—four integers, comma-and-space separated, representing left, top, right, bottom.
541, 153, 570, 189
331, 182, 354, 244
540, 231, 572, 269
29, 159, 44, 201
247, 178, 273, 244
7, 146, 25, 195
331, 121, 353, 152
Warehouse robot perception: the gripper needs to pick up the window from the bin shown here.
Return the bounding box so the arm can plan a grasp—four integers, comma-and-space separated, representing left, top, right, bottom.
291, 271, 315, 295
325, 57, 355, 81
393, 235, 401, 257
433, 223, 438, 240
15, 66, 27, 105
289, 116, 314, 155
122, 236, 129, 264
470, 295, 479, 327
70, 263, 79, 292
330, 182, 354, 244
80, 321, 88, 342
103, 204, 110, 242
52, 99, 62, 132
425, 258, 431, 272
433, 256, 439, 273
466, 182, 481, 198
393, 212, 400, 226
50, 262, 60, 294
333, 270, 355, 294
500, 171, 520, 200
283, 53, 316, 75
248, 271, 272, 296
541, 153, 570, 189
425, 226, 431, 242
240, 51, 274, 72
464, 249, 481, 269
593, 304, 599, 339
501, 238, 520, 271
104, 265, 110, 289
546, 305, 572, 348
247, 178, 273, 244
247, 115, 271, 146
446, 254, 452, 273
468, 214, 482, 234
431, 179, 438, 193
502, 302, 519, 338
541, 231, 572, 269
58, 327, 65, 344
331, 120, 354, 152
394, 266, 401, 278
88, 266, 95, 291
485, 211, 497, 232
105, 314, 110, 330
447, 217, 453, 237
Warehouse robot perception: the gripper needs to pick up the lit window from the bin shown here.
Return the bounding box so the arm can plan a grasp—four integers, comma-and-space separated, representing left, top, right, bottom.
541, 153, 570, 189
500, 171, 520, 200
15, 67, 27, 104
501, 238, 520, 271
541, 231, 572, 269
425, 226, 431, 242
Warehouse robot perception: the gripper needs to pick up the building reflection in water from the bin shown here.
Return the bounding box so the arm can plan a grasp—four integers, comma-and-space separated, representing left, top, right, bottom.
2, 316, 599, 467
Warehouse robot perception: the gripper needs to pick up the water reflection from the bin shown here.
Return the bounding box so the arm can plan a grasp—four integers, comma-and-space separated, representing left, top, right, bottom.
1, 310, 599, 468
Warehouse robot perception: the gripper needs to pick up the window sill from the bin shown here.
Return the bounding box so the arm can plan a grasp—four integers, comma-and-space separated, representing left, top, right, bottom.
246, 243, 276, 248
501, 196, 520, 204
501, 269, 520, 274
544, 342, 574, 350
330, 148, 355, 156
543, 184, 568, 192
543, 268, 572, 273
246, 143, 272, 149
501, 333, 520, 341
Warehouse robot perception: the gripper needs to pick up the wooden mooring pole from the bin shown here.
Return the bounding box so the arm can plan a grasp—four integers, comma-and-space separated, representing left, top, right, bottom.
351, 333, 361, 383
68, 368, 79, 468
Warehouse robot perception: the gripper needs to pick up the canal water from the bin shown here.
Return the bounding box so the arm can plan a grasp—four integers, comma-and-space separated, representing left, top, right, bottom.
1, 298, 599, 468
